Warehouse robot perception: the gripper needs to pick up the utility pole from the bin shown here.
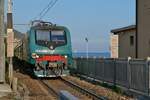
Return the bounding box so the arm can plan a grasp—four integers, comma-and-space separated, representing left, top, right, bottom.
7, 0, 14, 85
0, 0, 5, 83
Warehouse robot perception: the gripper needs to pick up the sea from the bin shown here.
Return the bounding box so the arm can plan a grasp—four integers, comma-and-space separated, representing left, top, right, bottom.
73, 52, 110, 58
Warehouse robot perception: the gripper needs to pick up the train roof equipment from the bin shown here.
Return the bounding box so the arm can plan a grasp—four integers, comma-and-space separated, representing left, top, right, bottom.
31, 20, 57, 29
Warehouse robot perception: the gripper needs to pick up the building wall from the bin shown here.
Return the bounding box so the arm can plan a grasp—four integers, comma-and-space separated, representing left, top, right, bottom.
137, 0, 150, 58
110, 34, 118, 58
118, 29, 136, 58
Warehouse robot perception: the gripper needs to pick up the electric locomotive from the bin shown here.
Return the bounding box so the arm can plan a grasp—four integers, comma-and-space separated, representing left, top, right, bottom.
25, 20, 72, 77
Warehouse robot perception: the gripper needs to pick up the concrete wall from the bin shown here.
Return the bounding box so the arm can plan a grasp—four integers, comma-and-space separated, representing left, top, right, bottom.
137, 0, 150, 58
110, 34, 118, 58
118, 29, 136, 58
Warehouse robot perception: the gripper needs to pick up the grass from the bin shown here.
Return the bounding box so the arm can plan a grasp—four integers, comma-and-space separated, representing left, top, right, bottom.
74, 75, 125, 95
100, 82, 123, 94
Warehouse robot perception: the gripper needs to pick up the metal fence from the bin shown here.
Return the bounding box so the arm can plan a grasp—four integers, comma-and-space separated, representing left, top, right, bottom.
74, 58, 150, 96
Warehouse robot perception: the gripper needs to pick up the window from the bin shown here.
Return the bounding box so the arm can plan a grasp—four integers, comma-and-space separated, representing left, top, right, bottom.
130, 36, 134, 46
51, 30, 65, 44
35, 30, 66, 46
36, 30, 50, 42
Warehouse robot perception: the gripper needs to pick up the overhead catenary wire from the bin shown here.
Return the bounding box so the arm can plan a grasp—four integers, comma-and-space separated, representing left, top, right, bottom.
14, 24, 30, 26
33, 0, 59, 20
39, 0, 59, 20
34, 0, 54, 20
15, 0, 59, 28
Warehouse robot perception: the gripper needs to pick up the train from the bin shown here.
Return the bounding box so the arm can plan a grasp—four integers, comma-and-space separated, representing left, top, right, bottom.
15, 20, 73, 77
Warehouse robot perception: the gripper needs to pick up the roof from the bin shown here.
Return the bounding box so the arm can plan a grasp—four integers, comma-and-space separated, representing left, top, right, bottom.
111, 25, 136, 34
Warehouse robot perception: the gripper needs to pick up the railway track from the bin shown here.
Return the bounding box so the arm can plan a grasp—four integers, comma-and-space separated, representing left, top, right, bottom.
39, 77, 108, 100
60, 77, 107, 100
39, 79, 59, 98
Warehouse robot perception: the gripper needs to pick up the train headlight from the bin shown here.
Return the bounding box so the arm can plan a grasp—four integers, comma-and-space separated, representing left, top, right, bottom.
32, 53, 39, 59
36, 55, 39, 58
50, 46, 54, 50
64, 55, 68, 58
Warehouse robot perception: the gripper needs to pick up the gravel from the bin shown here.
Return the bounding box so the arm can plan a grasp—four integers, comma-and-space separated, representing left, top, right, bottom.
63, 76, 135, 100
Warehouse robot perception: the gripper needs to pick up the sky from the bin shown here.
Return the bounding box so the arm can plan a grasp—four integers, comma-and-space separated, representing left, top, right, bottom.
5, 0, 135, 52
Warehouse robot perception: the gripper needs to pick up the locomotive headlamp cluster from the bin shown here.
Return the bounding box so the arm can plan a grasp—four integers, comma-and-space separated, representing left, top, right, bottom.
32, 53, 39, 59
50, 46, 54, 50
64, 55, 68, 58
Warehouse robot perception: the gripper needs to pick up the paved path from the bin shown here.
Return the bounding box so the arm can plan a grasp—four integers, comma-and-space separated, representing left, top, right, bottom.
0, 84, 11, 97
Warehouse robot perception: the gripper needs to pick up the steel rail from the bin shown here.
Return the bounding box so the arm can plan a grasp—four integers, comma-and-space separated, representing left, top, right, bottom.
39, 80, 59, 97
60, 77, 108, 100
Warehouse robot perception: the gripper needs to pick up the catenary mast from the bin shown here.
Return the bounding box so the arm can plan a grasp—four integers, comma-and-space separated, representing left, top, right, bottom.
7, 0, 14, 84
0, 0, 5, 83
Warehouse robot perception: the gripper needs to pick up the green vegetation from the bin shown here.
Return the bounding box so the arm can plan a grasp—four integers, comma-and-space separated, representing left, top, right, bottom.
76, 75, 125, 95
100, 82, 123, 94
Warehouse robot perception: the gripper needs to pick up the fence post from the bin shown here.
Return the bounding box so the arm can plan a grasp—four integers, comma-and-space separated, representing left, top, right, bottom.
127, 57, 131, 89
102, 58, 105, 82
86, 58, 89, 76
114, 58, 116, 86
77, 58, 80, 74
81, 57, 84, 75
93, 57, 97, 80
147, 57, 150, 96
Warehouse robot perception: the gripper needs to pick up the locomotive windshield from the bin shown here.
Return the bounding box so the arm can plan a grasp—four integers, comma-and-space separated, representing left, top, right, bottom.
36, 30, 50, 42
36, 30, 66, 46
51, 30, 65, 43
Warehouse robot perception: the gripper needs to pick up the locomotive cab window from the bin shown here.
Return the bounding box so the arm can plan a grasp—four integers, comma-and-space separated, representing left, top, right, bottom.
35, 30, 66, 46
36, 30, 50, 41
36, 30, 50, 45
51, 30, 66, 44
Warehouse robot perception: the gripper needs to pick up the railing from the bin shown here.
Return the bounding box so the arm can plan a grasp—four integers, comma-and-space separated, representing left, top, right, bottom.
73, 57, 150, 96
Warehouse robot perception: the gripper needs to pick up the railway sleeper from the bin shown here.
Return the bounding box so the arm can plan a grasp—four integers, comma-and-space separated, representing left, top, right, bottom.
60, 78, 108, 100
